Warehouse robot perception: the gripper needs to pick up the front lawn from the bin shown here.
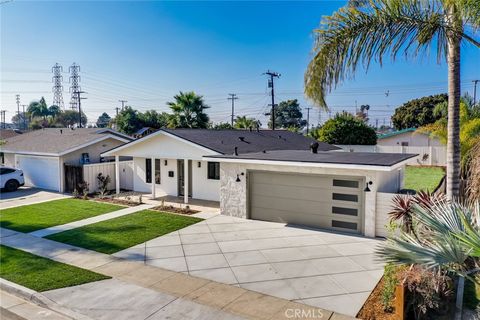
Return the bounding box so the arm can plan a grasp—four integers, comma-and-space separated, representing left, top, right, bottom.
0, 199, 123, 233
46, 210, 202, 254
404, 166, 445, 192
0, 245, 109, 292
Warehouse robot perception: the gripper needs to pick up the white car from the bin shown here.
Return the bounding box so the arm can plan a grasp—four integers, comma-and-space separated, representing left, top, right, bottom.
0, 166, 25, 192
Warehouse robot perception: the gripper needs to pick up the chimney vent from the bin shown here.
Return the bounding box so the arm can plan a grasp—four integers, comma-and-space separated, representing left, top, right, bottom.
310, 142, 319, 154
60, 129, 63, 134
238, 137, 245, 142
234, 147, 238, 156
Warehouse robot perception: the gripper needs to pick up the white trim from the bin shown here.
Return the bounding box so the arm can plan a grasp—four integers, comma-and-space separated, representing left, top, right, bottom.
95, 128, 133, 140
101, 129, 221, 157
2, 150, 59, 157
202, 156, 411, 172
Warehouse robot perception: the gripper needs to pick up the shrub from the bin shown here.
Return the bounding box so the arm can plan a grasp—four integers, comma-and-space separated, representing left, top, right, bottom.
96, 173, 111, 197
77, 181, 89, 200
314, 112, 377, 145
382, 263, 399, 312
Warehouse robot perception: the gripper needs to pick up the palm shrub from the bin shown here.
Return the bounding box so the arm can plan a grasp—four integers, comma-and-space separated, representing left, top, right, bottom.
378, 199, 480, 319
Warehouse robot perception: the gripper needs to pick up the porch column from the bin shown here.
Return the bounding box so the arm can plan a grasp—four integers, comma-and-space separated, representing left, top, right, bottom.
115, 155, 120, 194
184, 158, 189, 204
151, 158, 156, 199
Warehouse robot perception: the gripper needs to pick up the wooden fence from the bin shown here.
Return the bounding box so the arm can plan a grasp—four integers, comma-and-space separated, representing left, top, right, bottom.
83, 160, 133, 192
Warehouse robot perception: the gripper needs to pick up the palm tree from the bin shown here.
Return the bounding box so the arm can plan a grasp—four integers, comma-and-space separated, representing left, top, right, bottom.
378, 200, 480, 318
27, 97, 49, 120
167, 91, 210, 129
304, 0, 480, 200
234, 116, 261, 129
48, 105, 61, 119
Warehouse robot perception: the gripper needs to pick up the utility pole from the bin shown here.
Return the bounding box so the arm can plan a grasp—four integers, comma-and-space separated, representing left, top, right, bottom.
473, 80, 479, 105
0, 110, 6, 129
115, 107, 120, 117
21, 105, 27, 130
15, 94, 20, 128
227, 94, 238, 127
305, 107, 312, 135
119, 100, 127, 111
263, 70, 280, 130
74, 91, 87, 128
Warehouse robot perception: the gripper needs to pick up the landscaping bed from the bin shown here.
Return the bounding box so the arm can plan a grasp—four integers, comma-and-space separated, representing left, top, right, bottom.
0, 245, 110, 292
91, 197, 140, 207
45, 210, 202, 254
357, 276, 397, 320
0, 199, 123, 233
404, 165, 445, 192
151, 205, 199, 215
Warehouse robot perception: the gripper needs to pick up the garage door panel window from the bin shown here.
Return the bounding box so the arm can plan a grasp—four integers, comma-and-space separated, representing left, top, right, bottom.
332, 206, 358, 216
332, 193, 358, 202
332, 220, 358, 230
332, 179, 359, 188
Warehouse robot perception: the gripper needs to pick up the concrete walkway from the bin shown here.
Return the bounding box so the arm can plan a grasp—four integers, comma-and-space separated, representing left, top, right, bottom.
113, 215, 383, 317
0, 188, 70, 210
29, 204, 155, 238
0, 228, 350, 320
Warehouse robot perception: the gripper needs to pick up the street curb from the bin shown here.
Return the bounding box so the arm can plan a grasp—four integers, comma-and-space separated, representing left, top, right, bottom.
0, 279, 93, 320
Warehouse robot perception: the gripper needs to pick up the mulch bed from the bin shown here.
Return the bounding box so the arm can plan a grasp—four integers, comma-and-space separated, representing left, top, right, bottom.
151, 205, 199, 215
357, 276, 397, 320
90, 197, 140, 207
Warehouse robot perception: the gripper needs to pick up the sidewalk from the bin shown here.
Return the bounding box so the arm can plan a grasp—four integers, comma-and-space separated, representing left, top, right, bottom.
0, 228, 352, 319
29, 204, 155, 238
1, 290, 70, 320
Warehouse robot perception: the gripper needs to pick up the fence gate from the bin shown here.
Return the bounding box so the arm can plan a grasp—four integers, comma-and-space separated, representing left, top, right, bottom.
64, 164, 83, 193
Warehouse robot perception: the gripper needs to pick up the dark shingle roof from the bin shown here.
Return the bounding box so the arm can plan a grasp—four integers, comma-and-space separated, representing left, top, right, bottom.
207, 150, 417, 167
161, 129, 339, 155
0, 129, 22, 140
2, 128, 131, 155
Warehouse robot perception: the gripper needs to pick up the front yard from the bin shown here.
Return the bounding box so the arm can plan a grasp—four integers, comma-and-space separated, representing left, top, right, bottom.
0, 199, 123, 233
0, 245, 109, 292
404, 165, 445, 192
46, 210, 202, 254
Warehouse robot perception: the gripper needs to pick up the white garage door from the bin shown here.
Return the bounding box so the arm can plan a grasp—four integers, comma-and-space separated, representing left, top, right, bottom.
249, 171, 363, 234
17, 156, 60, 191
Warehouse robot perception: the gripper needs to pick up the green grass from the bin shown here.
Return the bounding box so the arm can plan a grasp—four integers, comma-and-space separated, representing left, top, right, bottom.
0, 199, 123, 233
46, 210, 202, 254
404, 166, 445, 192
0, 245, 110, 292
464, 276, 480, 310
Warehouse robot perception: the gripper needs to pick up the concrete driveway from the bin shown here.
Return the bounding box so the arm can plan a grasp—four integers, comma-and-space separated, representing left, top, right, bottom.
114, 214, 384, 317
0, 187, 70, 209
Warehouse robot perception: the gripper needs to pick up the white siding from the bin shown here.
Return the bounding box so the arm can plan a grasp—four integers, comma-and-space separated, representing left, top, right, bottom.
375, 192, 397, 238
192, 160, 220, 201
83, 161, 133, 192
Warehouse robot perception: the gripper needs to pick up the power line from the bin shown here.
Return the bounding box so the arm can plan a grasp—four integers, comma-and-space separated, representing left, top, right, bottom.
52, 63, 64, 109
118, 99, 128, 111
263, 70, 280, 130
227, 93, 238, 126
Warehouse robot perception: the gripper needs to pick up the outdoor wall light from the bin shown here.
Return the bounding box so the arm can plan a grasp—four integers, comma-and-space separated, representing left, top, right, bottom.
198, 161, 201, 168
236, 172, 245, 182
364, 181, 373, 192
164, 160, 168, 166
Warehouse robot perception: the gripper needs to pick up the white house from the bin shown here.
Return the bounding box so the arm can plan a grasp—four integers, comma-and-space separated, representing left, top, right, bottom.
103, 129, 415, 237
377, 128, 442, 147
1, 128, 132, 192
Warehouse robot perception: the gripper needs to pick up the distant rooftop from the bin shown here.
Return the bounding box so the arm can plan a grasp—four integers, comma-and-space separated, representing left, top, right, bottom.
377, 128, 417, 139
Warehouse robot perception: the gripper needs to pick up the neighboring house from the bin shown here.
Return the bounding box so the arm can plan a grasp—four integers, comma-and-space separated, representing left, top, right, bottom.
0, 129, 22, 140
1, 128, 132, 192
103, 129, 415, 237
133, 127, 157, 139
377, 127, 442, 147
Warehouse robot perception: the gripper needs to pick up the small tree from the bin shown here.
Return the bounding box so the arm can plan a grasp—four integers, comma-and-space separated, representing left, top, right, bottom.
314, 112, 377, 145
96, 112, 111, 128
96, 173, 111, 197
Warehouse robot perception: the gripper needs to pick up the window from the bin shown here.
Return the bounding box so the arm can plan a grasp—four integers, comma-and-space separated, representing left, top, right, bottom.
332, 193, 358, 202
332, 206, 358, 216
332, 220, 357, 230
81, 153, 90, 164
0, 152, 4, 164
155, 159, 161, 184
333, 179, 359, 188
0, 168, 15, 175
145, 158, 152, 183
401, 141, 409, 146
207, 162, 220, 180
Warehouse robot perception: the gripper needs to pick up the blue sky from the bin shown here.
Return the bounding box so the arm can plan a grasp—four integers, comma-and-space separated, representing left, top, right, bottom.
1, 1, 479, 127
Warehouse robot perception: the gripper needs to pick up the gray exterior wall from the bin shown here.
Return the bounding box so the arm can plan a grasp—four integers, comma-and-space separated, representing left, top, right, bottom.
62, 137, 126, 165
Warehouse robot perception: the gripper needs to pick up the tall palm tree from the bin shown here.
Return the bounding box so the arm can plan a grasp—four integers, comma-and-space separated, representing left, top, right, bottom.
27, 97, 49, 120
167, 91, 210, 129
305, 0, 480, 200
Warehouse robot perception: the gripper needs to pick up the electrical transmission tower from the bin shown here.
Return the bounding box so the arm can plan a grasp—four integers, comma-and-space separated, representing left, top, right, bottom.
69, 63, 81, 110
263, 70, 280, 130
228, 94, 238, 127
52, 63, 64, 109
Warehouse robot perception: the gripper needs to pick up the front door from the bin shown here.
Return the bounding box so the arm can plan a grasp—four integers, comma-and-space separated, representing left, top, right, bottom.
177, 160, 192, 197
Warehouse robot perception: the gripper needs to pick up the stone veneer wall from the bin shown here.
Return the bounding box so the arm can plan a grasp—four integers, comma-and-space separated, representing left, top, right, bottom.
219, 162, 399, 237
